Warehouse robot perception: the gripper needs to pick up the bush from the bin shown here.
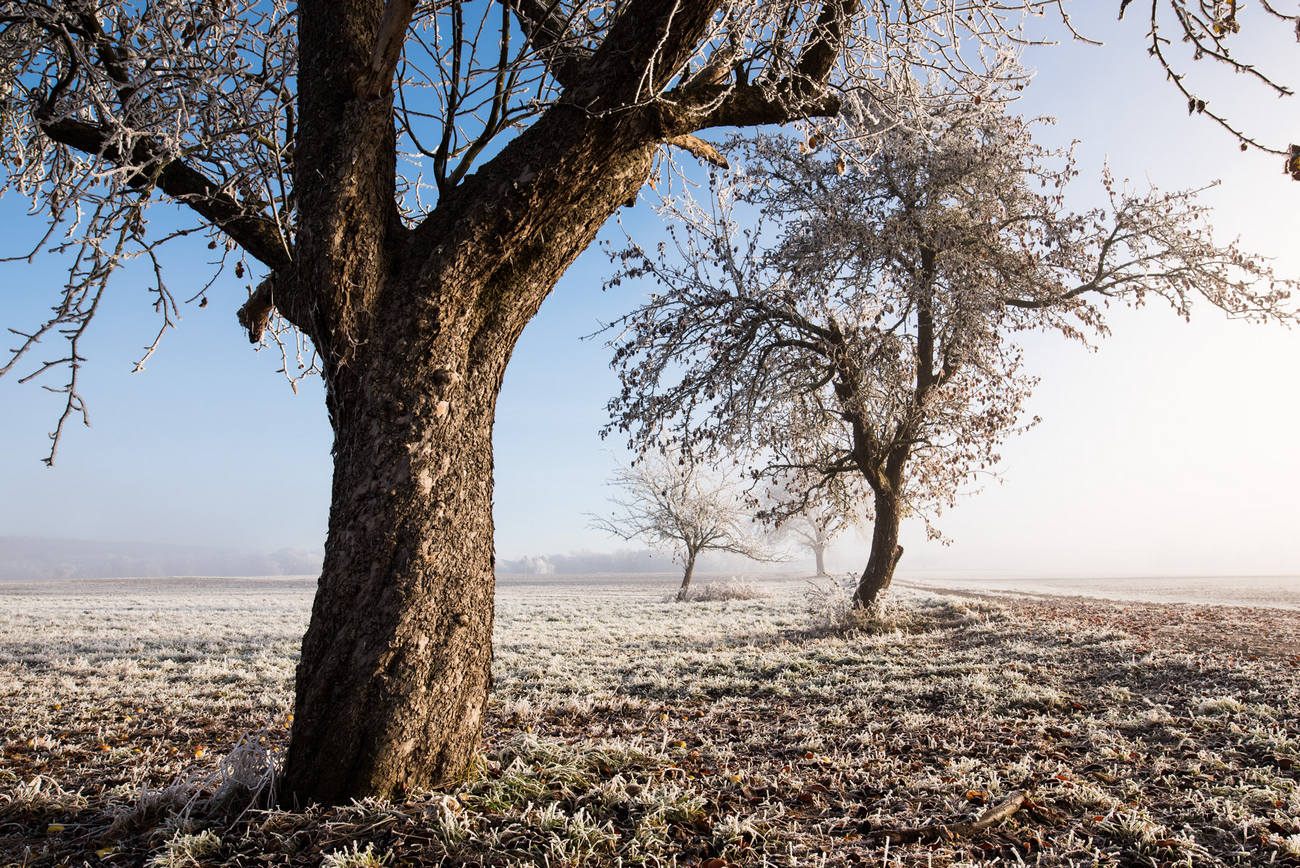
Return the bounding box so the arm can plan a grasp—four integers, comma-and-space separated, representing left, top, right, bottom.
679, 579, 769, 603
803, 574, 911, 635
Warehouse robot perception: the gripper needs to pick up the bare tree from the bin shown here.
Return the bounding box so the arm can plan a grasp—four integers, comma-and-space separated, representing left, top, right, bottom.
603, 85, 1297, 609
757, 475, 864, 576
0, 0, 1056, 804
592, 452, 771, 600
785, 509, 851, 578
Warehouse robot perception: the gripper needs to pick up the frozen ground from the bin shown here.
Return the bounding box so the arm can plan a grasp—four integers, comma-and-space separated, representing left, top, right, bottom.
2, 573, 1298, 866
896, 572, 1300, 610
5, 569, 1297, 610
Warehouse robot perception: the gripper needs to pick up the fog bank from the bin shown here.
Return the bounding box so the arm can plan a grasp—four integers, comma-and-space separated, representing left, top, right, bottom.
496, 548, 799, 576
0, 537, 321, 580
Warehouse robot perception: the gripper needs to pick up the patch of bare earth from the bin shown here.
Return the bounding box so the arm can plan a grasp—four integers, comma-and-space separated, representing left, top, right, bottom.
1, 579, 1297, 866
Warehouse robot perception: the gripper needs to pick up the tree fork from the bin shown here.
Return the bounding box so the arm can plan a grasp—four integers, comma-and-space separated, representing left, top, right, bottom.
281, 87, 666, 803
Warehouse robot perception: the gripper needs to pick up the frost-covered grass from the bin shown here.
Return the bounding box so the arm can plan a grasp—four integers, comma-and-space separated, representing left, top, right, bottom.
679, 578, 770, 603
2, 574, 1298, 866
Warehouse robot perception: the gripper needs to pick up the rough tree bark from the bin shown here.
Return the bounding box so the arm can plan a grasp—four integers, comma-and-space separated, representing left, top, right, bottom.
852, 483, 904, 608
676, 549, 699, 601
813, 543, 828, 577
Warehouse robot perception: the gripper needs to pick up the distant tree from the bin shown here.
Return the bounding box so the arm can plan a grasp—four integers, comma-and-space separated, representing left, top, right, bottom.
0, 0, 1042, 803
592, 453, 771, 601
786, 509, 849, 578
603, 90, 1297, 609
759, 480, 863, 577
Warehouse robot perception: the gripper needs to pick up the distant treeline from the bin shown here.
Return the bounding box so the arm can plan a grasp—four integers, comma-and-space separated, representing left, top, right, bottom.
496, 549, 791, 575
0, 537, 322, 580
2, 538, 799, 581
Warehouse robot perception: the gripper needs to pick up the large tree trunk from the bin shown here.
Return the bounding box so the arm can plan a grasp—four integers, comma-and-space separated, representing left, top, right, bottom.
676, 550, 698, 601
281, 339, 501, 803
852, 488, 904, 608
281, 147, 656, 802
279, 52, 668, 808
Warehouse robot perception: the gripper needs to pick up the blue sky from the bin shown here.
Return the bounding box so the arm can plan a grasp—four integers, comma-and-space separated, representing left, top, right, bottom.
1, 6, 1297, 576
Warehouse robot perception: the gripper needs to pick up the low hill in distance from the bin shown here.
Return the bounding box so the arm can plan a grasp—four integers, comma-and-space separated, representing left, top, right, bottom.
0, 536, 321, 581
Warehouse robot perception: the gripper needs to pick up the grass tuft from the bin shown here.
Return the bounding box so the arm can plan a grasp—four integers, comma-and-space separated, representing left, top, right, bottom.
680, 578, 770, 603
146, 829, 222, 868
320, 841, 391, 868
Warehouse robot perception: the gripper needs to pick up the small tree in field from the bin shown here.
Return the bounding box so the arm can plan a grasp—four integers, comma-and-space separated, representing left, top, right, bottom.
786, 508, 850, 578
761, 481, 864, 577
592, 453, 770, 600
604, 89, 1296, 609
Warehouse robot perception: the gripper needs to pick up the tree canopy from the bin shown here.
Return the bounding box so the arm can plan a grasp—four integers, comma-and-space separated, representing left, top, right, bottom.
0, 0, 1048, 458
603, 85, 1296, 605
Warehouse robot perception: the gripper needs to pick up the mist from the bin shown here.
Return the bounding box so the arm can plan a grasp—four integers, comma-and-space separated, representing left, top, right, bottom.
0, 537, 321, 581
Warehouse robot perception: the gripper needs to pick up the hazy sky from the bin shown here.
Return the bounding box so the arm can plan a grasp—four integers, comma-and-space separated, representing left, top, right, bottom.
1, 6, 1296, 578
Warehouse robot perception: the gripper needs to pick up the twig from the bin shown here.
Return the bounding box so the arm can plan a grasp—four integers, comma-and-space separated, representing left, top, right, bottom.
873, 790, 1027, 844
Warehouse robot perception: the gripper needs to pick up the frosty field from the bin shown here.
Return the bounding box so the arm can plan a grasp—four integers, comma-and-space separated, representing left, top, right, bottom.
1, 574, 1298, 866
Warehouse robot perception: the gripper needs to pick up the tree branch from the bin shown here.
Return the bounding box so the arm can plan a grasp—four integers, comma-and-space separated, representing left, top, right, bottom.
569, 0, 725, 108
354, 0, 417, 100
664, 134, 729, 168
666, 0, 861, 134
37, 117, 293, 272
504, 0, 591, 88
670, 81, 843, 134
796, 0, 860, 84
